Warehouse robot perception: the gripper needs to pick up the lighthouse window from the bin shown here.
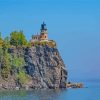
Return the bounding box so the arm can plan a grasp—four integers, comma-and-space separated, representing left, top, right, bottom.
45, 36, 46, 38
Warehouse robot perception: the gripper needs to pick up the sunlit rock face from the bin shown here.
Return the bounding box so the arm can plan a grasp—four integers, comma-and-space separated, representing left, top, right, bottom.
25, 45, 67, 89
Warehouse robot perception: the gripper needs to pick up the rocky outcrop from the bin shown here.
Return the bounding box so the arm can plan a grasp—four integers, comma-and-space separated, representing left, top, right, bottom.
25, 45, 67, 89
66, 82, 83, 88
1, 45, 67, 89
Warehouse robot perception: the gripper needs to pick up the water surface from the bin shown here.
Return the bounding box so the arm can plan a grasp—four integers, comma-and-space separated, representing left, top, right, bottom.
0, 81, 100, 100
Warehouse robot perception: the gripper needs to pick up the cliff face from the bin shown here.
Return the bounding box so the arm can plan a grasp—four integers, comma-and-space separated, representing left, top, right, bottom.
25, 45, 67, 89
0, 45, 67, 89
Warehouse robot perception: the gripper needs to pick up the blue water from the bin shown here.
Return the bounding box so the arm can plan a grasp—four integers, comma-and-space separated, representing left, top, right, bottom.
0, 81, 100, 100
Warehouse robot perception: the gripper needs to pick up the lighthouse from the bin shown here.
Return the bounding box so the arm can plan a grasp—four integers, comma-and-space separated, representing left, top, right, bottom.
40, 22, 48, 41
30, 22, 48, 44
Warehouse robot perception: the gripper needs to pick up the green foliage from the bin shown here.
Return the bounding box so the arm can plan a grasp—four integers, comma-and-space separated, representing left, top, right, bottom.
4, 36, 10, 46
26, 42, 32, 48
17, 70, 28, 84
42, 41, 47, 46
2, 37, 10, 52
0, 47, 3, 69
33, 41, 39, 46
0, 47, 3, 60
11, 54, 28, 84
10, 31, 27, 46
0, 31, 31, 83
0, 31, 32, 48
11, 55, 25, 70
1, 52, 11, 78
0, 33, 3, 46
48, 40, 56, 48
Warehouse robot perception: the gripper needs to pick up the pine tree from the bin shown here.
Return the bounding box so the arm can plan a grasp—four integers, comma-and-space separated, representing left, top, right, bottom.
0, 33, 3, 46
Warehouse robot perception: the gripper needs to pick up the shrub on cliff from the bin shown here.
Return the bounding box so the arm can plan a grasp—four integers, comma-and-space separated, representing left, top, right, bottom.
11, 55, 25, 70
11, 54, 28, 85
17, 70, 28, 85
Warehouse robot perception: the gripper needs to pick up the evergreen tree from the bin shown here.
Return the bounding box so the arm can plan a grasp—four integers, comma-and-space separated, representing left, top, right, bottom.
1, 52, 11, 78
0, 33, 3, 46
10, 31, 27, 46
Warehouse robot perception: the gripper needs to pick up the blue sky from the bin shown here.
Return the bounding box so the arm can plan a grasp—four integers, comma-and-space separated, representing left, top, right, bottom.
0, 0, 100, 81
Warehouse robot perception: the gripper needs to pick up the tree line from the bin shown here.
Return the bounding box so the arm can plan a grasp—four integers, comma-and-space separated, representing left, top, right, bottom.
0, 31, 31, 47
0, 31, 29, 85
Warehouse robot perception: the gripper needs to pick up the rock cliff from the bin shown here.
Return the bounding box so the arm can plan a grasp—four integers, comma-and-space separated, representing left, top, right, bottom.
0, 45, 67, 89
25, 45, 67, 89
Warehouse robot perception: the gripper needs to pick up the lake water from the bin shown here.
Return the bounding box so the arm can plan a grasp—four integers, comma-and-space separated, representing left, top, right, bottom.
0, 81, 100, 100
